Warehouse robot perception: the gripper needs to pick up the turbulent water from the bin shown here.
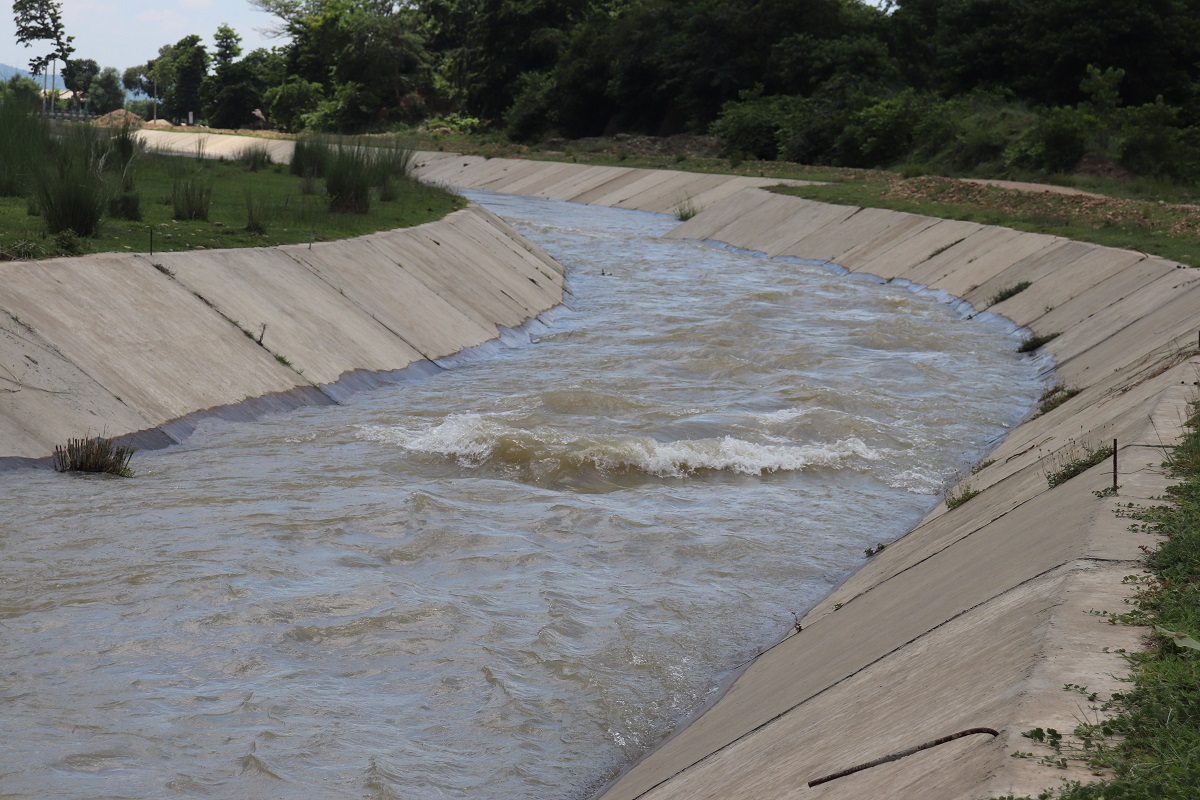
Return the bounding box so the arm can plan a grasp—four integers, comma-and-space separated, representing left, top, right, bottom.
0, 193, 1044, 799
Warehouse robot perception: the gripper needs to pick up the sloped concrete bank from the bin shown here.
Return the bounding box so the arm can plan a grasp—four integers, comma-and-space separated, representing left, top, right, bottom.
408, 150, 1200, 799
0, 204, 564, 465
588, 189, 1199, 800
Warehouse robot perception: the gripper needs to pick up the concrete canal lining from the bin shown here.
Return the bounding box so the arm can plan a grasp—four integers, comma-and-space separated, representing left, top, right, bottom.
11, 130, 1200, 798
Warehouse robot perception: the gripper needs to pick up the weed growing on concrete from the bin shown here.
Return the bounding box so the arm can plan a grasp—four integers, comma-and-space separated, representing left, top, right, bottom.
53, 435, 136, 477
971, 459, 996, 475
674, 196, 699, 221
1018, 332, 1061, 353
1044, 440, 1114, 488
990, 281, 1032, 306
1038, 383, 1083, 414
946, 483, 981, 509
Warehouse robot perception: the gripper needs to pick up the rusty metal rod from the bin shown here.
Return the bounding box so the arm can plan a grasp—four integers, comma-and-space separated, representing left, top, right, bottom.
807, 727, 1000, 788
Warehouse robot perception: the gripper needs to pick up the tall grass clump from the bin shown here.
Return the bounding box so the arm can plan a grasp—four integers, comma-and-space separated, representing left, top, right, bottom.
291, 132, 330, 179
371, 134, 415, 177
53, 434, 136, 477
0, 99, 49, 196
170, 159, 212, 221
244, 188, 270, 235
238, 142, 274, 171
104, 121, 142, 221
324, 139, 374, 214
35, 125, 110, 237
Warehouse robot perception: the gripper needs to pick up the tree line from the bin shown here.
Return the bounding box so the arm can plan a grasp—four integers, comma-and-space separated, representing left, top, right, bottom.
9, 0, 1200, 180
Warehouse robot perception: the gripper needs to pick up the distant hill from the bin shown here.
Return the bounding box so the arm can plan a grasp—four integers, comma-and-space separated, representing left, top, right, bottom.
0, 62, 65, 89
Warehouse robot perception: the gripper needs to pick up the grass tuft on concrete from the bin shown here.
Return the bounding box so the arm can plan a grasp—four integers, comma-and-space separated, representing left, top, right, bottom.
53, 435, 136, 477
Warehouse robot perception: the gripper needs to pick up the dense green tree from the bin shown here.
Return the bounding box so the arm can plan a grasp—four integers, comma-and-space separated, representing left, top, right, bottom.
202, 24, 259, 128
88, 66, 124, 114
162, 35, 210, 122
62, 57, 98, 110
257, 0, 434, 131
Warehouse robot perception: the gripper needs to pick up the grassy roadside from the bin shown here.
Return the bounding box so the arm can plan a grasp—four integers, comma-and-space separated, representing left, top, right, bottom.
0, 131, 463, 262
1008, 403, 1200, 799
411, 131, 1200, 268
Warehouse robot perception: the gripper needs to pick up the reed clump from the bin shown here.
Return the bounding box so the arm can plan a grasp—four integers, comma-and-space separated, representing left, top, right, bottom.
53, 435, 136, 477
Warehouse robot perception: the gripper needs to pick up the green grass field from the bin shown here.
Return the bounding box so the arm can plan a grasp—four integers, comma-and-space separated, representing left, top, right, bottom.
0, 137, 463, 262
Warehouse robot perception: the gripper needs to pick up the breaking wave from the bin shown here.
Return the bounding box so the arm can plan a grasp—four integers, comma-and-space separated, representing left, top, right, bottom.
359, 413, 881, 479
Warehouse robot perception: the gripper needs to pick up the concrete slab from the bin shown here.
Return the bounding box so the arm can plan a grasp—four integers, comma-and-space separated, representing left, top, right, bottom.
962, 239, 1091, 312
900, 227, 1027, 289
776, 206, 920, 263
148, 247, 425, 387
563, 168, 645, 205
1036, 257, 1179, 341
928, 232, 1059, 300
851, 218, 985, 280
0, 310, 155, 458
665, 188, 780, 244
834, 215, 944, 271
998, 249, 1150, 329
535, 165, 633, 202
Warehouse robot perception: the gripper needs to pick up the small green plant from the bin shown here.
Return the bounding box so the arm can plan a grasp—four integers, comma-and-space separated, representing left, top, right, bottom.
864, 543, 887, 556
989, 280, 1032, 306
1017, 331, 1061, 353
946, 483, 981, 509
1038, 382, 1083, 414
674, 196, 699, 221
970, 459, 996, 475
275, 353, 293, 367
1044, 440, 1114, 487
53, 434, 136, 477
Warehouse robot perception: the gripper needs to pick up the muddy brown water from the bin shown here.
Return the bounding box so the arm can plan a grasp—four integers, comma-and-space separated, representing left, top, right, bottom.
0, 193, 1043, 799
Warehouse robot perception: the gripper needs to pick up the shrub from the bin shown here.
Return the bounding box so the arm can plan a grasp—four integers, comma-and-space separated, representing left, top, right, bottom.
711, 90, 804, 161
836, 89, 937, 168
265, 76, 325, 133
1005, 106, 1097, 174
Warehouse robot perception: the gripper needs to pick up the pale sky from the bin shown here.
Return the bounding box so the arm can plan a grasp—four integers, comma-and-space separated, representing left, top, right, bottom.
1, 0, 284, 75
